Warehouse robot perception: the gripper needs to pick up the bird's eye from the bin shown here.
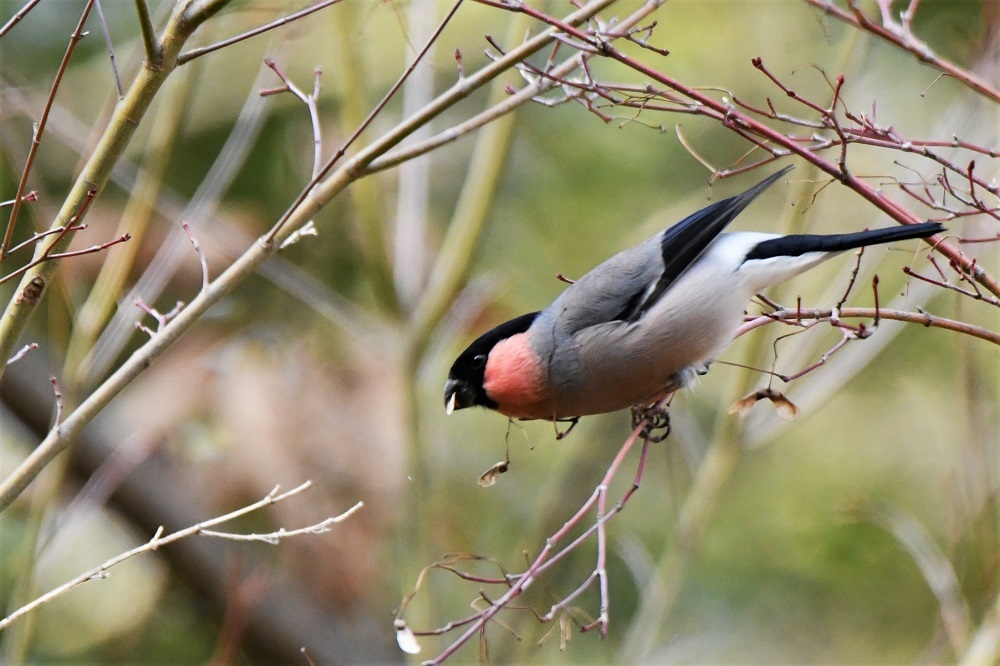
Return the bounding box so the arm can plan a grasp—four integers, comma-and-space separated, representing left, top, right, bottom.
473, 354, 487, 368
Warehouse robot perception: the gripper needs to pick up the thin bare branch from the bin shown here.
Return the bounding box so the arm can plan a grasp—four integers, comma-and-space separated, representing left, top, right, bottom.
133, 0, 160, 63
45, 233, 132, 261
0, 0, 42, 38
200, 501, 362, 543
0, 192, 37, 209
262, 59, 324, 177
93, 0, 123, 98
177, 0, 348, 65
5, 224, 85, 256
181, 221, 210, 291
737, 306, 1000, 347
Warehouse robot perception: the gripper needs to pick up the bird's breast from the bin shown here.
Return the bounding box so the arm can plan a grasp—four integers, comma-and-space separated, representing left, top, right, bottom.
482, 332, 551, 419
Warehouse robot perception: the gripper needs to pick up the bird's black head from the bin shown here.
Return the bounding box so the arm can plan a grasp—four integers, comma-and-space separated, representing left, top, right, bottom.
445, 311, 539, 414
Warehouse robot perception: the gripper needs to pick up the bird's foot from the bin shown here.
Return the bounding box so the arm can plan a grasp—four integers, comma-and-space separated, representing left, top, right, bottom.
554, 417, 579, 440
631, 403, 671, 442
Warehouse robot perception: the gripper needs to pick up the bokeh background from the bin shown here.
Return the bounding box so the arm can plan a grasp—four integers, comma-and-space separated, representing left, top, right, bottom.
1, 0, 998, 663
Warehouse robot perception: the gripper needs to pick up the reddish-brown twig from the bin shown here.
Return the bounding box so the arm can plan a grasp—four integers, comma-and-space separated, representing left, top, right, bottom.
835, 247, 866, 311
42, 233, 131, 261
0, 189, 112, 287
903, 266, 1000, 308
778, 330, 856, 383
1, 0, 96, 261
134, 298, 184, 337
0, 191, 37, 209
804, 0, 1000, 104
408, 420, 652, 663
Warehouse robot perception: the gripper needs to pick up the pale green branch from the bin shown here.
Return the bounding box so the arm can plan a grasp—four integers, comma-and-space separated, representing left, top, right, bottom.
0, 0, 624, 514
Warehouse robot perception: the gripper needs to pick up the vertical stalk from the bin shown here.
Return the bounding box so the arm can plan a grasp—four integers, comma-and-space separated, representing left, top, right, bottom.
397, 12, 529, 636
617, 391, 747, 663
63, 67, 195, 389
620, 171, 808, 661
328, 4, 400, 315
0, 456, 71, 661
393, 0, 437, 308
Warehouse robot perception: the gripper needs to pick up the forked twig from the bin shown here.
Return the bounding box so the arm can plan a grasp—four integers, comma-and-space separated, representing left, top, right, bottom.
399, 418, 654, 662
0, 190, 122, 287
0, 483, 362, 632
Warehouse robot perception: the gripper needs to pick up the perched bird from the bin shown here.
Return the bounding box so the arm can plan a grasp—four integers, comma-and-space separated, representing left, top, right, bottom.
444, 166, 943, 422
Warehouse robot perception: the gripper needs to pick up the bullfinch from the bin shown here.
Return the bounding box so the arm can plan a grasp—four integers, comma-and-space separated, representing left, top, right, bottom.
444, 166, 944, 421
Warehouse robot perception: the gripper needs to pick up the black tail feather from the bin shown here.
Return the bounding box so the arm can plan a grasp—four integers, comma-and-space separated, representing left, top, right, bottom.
746, 222, 944, 260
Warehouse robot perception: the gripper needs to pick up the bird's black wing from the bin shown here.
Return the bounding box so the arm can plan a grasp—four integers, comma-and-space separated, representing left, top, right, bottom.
618, 165, 793, 323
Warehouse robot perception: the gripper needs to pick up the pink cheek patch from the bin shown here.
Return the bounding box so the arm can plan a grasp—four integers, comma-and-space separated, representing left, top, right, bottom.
482, 333, 546, 410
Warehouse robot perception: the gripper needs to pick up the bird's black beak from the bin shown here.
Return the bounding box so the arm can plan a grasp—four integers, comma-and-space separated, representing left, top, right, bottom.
444, 379, 470, 415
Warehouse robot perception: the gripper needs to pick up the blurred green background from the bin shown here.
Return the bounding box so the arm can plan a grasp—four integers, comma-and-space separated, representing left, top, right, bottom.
1, 0, 997, 663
